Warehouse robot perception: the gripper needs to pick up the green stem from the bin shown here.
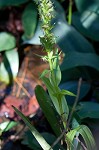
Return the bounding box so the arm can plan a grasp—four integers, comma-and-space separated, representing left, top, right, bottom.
68, 0, 72, 25
48, 52, 53, 71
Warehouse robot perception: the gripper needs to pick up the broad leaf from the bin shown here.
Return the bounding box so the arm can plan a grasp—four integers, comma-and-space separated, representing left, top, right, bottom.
13, 106, 53, 150
35, 85, 61, 137
75, 0, 99, 13
0, 49, 19, 84
77, 102, 99, 119
22, 2, 38, 39
72, 11, 99, 41
61, 68, 83, 82
23, 21, 43, 45
52, 17, 95, 53
0, 0, 28, 8
0, 32, 16, 52
61, 51, 99, 71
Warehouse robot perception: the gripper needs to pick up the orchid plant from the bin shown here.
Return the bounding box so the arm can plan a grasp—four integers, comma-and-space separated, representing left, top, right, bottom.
13, 0, 97, 149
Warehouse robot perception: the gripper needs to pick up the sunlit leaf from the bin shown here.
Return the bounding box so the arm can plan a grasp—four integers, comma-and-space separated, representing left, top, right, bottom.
72, 11, 99, 41
13, 106, 53, 150
22, 131, 65, 150
67, 125, 97, 150
52, 51, 61, 86
22, 2, 38, 39
0, 49, 19, 84
0, 32, 16, 52
0, 121, 18, 132
60, 89, 76, 97
41, 76, 60, 115
78, 125, 97, 150
41, 76, 69, 121
40, 69, 50, 78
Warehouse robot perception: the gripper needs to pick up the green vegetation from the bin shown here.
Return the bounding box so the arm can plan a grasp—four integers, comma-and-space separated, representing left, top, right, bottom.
13, 0, 97, 149
0, 0, 99, 149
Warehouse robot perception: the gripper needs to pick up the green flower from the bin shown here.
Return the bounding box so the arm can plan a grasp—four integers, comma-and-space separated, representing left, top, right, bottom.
38, 0, 56, 52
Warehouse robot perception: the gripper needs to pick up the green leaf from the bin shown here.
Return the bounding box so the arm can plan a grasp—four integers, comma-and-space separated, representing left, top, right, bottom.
53, 65, 61, 86
60, 95, 69, 121
78, 125, 97, 150
22, 131, 65, 150
72, 118, 80, 129
41, 76, 60, 114
60, 81, 91, 105
66, 128, 78, 150
52, 0, 66, 21
0, 32, 16, 52
0, 121, 18, 132
35, 85, 62, 137
77, 102, 99, 119
52, 0, 95, 53
52, 51, 61, 86
22, 2, 38, 39
52, 16, 95, 53
61, 68, 82, 82
72, 11, 99, 41
41, 133, 65, 150
40, 69, 50, 78
41, 76, 69, 120
74, 0, 99, 13
60, 89, 76, 97
61, 51, 99, 71
0, 0, 28, 8
0, 49, 19, 84
22, 130, 42, 150
67, 125, 97, 150
13, 106, 53, 150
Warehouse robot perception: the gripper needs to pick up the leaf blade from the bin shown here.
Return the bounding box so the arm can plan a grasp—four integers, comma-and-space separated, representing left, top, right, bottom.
13, 106, 53, 150
61, 52, 99, 71
0, 49, 19, 84
22, 2, 38, 39
35, 85, 62, 137
0, 32, 16, 52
